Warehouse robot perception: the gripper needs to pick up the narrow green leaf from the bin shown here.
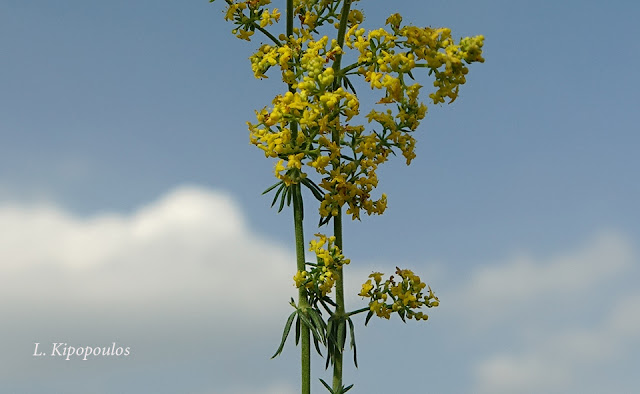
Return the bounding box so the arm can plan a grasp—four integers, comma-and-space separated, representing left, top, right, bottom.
344, 76, 357, 95
319, 379, 334, 394
325, 317, 339, 369
343, 384, 354, 393
309, 315, 326, 339
278, 187, 288, 213
321, 296, 337, 307
338, 321, 347, 350
398, 309, 406, 323
286, 183, 293, 207
262, 181, 282, 195
347, 317, 358, 368
340, 154, 354, 161
319, 298, 334, 314
308, 308, 327, 333
365, 310, 374, 326
325, 347, 332, 369
319, 214, 332, 227
271, 311, 297, 359
295, 314, 301, 345
270, 183, 286, 207
312, 334, 324, 357
301, 178, 324, 202
326, 318, 334, 344
295, 184, 303, 220
307, 177, 325, 195
298, 311, 323, 344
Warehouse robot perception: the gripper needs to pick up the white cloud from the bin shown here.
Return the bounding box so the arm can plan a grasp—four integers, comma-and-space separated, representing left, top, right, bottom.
0, 186, 295, 309
450, 231, 634, 329
2, 186, 638, 394
0, 185, 300, 392
608, 292, 640, 338
458, 232, 640, 394
474, 302, 640, 394
214, 381, 297, 394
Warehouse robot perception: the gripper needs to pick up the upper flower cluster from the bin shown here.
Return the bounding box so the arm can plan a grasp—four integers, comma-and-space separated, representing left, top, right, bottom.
213, 1, 484, 223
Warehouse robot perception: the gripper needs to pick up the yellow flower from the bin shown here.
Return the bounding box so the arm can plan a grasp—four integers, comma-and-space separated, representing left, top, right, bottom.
287, 153, 305, 169
274, 159, 285, 176
359, 279, 374, 297
369, 272, 383, 284
293, 270, 308, 287
235, 29, 254, 41
385, 13, 402, 28
271, 8, 281, 23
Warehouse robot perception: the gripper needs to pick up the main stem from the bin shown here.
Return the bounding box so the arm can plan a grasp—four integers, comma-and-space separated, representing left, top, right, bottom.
331, 1, 352, 392
293, 182, 311, 394
331, 211, 345, 392
287, 2, 311, 394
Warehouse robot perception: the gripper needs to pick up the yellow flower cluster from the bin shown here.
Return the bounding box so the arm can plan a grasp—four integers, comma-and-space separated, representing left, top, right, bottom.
215, 0, 279, 41
248, 35, 389, 220
291, 0, 361, 31
293, 234, 350, 297
346, 14, 484, 164
216, 2, 484, 222
359, 267, 439, 321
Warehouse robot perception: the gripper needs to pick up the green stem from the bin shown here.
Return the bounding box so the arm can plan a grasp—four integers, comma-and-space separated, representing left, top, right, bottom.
256, 24, 282, 46
331, 0, 353, 91
332, 209, 346, 392
293, 182, 311, 394
340, 61, 367, 75
347, 307, 370, 317
287, 4, 310, 394
287, 0, 299, 143
330, 1, 352, 392
287, 0, 294, 38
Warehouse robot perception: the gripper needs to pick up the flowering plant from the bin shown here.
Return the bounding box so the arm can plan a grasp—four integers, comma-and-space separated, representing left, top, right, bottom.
209, 1, 484, 392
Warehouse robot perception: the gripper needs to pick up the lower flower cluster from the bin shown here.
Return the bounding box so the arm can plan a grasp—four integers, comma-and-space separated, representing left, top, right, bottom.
359, 267, 439, 321
294, 234, 350, 297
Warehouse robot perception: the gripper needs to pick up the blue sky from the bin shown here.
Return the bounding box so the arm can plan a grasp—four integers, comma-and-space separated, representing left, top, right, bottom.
1, 1, 639, 393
